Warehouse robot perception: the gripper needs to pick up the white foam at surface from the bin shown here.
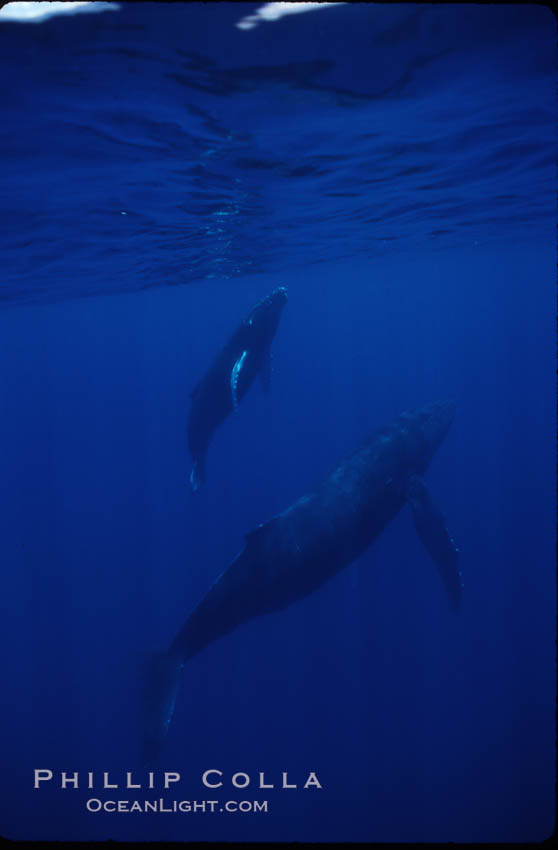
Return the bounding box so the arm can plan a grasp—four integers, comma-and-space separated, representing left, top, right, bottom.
236, 2, 345, 31
0, 2, 119, 23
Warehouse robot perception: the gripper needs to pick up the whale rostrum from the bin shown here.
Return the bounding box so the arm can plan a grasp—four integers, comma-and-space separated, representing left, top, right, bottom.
144, 400, 462, 764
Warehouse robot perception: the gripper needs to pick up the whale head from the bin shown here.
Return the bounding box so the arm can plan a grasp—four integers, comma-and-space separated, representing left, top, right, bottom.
246, 286, 288, 338
416, 400, 456, 459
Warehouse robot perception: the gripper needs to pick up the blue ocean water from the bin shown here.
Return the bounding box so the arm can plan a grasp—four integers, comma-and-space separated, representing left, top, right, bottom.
0, 1, 555, 843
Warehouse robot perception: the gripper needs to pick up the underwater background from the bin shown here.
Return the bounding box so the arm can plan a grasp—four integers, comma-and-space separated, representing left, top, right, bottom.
0, 1, 555, 843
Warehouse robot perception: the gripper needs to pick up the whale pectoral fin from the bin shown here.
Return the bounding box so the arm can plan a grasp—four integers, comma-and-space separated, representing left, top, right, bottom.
260, 350, 271, 393
189, 460, 203, 492
141, 651, 183, 767
231, 350, 249, 412
406, 474, 463, 610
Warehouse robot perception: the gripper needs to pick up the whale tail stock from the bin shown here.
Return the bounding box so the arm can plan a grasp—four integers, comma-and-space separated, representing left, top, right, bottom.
141, 650, 183, 767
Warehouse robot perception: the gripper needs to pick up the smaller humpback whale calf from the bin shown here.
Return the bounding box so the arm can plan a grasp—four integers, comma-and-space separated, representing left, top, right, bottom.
187, 287, 288, 490
143, 402, 462, 765
142, 400, 462, 765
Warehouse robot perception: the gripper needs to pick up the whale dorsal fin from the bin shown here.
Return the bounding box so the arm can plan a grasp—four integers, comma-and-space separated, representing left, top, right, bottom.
231, 350, 248, 412
406, 474, 463, 610
244, 517, 278, 551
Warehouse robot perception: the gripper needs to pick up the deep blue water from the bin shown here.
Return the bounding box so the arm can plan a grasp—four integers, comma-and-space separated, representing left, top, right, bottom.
0, 1, 555, 843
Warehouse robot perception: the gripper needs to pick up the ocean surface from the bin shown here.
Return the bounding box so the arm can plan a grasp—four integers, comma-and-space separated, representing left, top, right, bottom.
0, 1, 555, 843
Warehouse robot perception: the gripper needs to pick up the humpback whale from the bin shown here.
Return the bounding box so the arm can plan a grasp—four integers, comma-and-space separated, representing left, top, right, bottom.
187, 286, 288, 490
143, 400, 462, 764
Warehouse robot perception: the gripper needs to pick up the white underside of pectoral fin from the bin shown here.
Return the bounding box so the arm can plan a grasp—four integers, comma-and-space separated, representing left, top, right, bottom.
189, 464, 200, 492
231, 350, 248, 412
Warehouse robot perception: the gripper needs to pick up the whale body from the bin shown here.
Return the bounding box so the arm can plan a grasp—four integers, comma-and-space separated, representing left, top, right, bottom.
187, 286, 288, 490
144, 400, 461, 764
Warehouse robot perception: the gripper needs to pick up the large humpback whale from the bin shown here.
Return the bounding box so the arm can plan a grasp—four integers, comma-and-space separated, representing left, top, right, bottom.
143, 400, 461, 764
187, 286, 288, 490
